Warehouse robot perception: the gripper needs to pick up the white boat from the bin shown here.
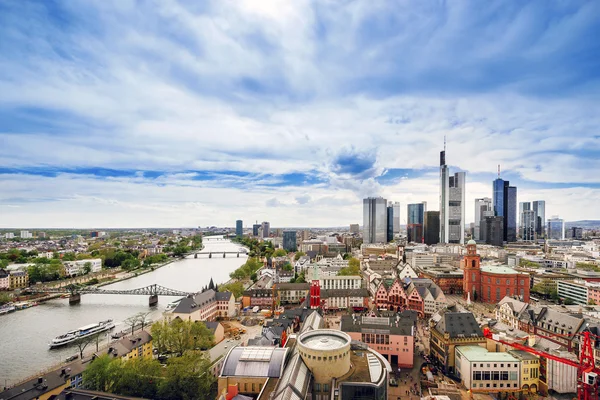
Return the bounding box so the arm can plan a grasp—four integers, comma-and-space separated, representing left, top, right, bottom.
0, 305, 16, 315
49, 319, 115, 349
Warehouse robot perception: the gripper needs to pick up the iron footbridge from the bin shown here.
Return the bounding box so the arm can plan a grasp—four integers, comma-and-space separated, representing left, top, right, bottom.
26, 284, 194, 306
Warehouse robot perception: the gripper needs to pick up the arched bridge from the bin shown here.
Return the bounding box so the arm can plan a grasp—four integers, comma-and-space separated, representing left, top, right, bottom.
194, 248, 248, 258
26, 284, 193, 307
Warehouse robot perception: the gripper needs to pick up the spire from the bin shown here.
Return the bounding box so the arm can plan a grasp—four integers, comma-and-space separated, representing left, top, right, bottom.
498, 164, 500, 178
208, 277, 215, 290
444, 135, 446, 152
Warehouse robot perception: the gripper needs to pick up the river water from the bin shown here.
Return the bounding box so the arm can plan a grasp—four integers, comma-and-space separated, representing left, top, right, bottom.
0, 237, 246, 387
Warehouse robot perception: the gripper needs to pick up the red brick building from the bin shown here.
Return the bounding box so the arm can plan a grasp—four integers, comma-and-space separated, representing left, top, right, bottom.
463, 240, 530, 303
419, 268, 463, 295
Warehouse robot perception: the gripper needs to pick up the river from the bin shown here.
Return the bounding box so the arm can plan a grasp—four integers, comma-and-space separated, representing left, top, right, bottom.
0, 237, 247, 387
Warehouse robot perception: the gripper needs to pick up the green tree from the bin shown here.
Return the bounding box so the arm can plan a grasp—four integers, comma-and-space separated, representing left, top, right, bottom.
158, 351, 214, 400
122, 258, 141, 271
219, 281, 244, 298
111, 357, 162, 399
564, 297, 576, 305
273, 249, 287, 257
294, 251, 306, 261
282, 262, 293, 272
151, 319, 214, 356
338, 257, 361, 276
296, 271, 306, 283
0, 292, 12, 305
83, 262, 93, 275
83, 354, 114, 391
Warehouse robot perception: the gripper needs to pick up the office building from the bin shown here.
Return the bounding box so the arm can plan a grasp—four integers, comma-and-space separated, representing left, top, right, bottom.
439, 148, 466, 244
386, 204, 394, 242
282, 230, 297, 252
519, 202, 530, 237
521, 210, 536, 241
363, 197, 387, 244
455, 346, 521, 392
349, 224, 359, 235
407, 202, 426, 243
567, 227, 583, 240
482, 216, 504, 247
532, 200, 546, 238
474, 198, 492, 241
20, 230, 33, 239
547, 216, 565, 240
392, 201, 401, 234
507, 186, 517, 242
493, 175, 517, 243
252, 224, 260, 236
424, 211, 440, 245
235, 220, 243, 237
261, 221, 270, 238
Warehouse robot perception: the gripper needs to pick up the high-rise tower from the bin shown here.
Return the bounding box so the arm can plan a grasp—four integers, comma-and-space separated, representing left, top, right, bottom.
363, 197, 387, 244
439, 146, 465, 244
492, 167, 517, 243
474, 198, 492, 241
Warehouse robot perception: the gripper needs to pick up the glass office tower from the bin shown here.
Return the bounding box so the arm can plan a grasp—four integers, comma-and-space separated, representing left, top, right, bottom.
363, 197, 388, 243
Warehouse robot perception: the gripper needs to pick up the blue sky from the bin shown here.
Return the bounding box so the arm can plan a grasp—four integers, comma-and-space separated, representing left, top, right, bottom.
1, 0, 600, 228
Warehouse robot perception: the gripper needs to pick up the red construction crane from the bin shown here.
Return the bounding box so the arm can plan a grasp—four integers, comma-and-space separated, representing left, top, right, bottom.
483, 327, 599, 400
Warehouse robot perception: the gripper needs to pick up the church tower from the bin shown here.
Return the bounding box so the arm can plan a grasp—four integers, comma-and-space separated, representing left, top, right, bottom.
462, 239, 481, 301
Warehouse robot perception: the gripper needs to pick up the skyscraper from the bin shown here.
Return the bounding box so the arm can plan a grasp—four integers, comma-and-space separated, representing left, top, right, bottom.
261, 221, 270, 238
363, 197, 387, 244
492, 174, 517, 242
283, 231, 297, 251
506, 186, 517, 242
439, 148, 465, 244
392, 201, 401, 234
474, 198, 492, 241
424, 211, 440, 245
235, 220, 243, 237
439, 150, 449, 243
252, 224, 260, 237
386, 204, 394, 242
407, 202, 426, 243
482, 216, 504, 247
532, 200, 546, 238
521, 210, 535, 241
547, 216, 565, 240
349, 224, 360, 235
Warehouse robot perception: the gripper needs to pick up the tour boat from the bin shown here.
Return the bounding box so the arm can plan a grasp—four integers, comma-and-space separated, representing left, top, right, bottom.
49, 319, 115, 348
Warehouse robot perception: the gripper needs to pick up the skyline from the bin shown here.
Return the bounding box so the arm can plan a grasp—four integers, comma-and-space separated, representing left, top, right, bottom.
1, 1, 600, 228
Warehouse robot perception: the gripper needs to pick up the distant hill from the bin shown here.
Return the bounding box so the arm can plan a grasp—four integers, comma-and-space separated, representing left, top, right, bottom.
565, 220, 600, 229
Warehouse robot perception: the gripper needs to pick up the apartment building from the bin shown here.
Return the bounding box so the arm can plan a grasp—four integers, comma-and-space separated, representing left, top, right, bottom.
63, 258, 102, 276
455, 346, 521, 392
341, 313, 415, 368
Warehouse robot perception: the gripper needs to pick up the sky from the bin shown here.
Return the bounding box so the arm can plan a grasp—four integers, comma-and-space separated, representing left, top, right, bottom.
1, 0, 600, 229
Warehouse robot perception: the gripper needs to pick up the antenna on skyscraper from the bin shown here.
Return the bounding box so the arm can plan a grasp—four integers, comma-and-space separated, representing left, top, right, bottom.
444, 135, 446, 152
497, 165, 500, 178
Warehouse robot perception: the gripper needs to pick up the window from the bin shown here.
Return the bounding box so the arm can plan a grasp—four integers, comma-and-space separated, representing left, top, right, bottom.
252, 383, 255, 392
472, 272, 476, 281
521, 279, 524, 285
496, 279, 500, 284
315, 383, 321, 392
323, 384, 329, 392
488, 277, 491, 283
506, 279, 510, 285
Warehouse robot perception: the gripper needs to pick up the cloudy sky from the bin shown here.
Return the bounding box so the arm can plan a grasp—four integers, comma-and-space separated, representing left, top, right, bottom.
1, 1, 600, 228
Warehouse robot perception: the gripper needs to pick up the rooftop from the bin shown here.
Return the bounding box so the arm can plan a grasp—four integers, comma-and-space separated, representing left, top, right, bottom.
456, 346, 519, 362
221, 346, 288, 378
298, 329, 350, 351
481, 265, 528, 275
336, 349, 389, 386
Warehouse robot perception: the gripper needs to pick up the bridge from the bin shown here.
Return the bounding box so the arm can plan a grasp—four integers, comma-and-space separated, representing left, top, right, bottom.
26, 284, 193, 307
194, 250, 247, 258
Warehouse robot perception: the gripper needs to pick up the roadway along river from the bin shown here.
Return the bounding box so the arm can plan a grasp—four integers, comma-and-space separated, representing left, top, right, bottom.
0, 237, 247, 387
